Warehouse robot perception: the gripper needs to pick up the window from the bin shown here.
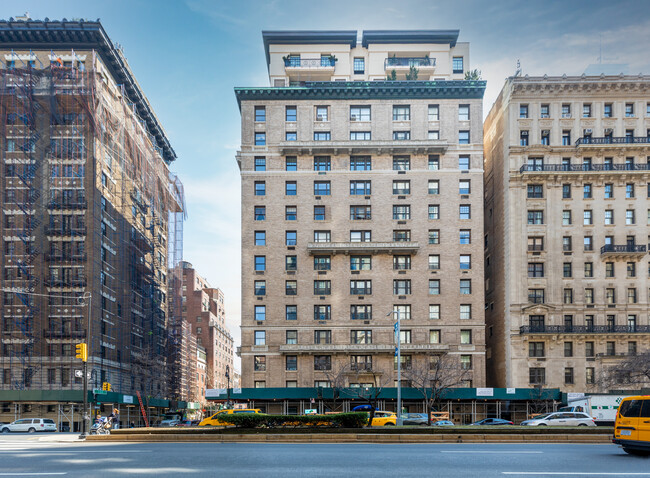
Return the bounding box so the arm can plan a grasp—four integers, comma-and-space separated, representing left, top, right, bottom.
626, 183, 635, 198
254, 106, 266, 122
350, 255, 371, 271
255, 132, 266, 146
350, 205, 371, 220
284, 181, 297, 196
281, 158, 296, 173
286, 106, 297, 122
313, 156, 331, 171
583, 210, 593, 225
520, 131, 529, 146
460, 355, 472, 370
541, 130, 550, 145
563, 288, 573, 304
286, 306, 297, 321
604, 103, 613, 118
255, 305, 266, 321
254, 181, 266, 196
314, 355, 331, 371
428, 130, 440, 140
285, 256, 297, 271
314, 256, 331, 271
529, 263, 545, 278
314, 305, 331, 321
564, 367, 574, 385
459, 104, 470, 121
254, 256, 266, 271
286, 356, 297, 371
394, 280, 411, 295
394, 180, 411, 195
428, 105, 439, 121
285, 231, 297, 246
458, 156, 470, 170
254, 356, 266, 371
393, 156, 410, 170
350, 304, 372, 320
459, 131, 470, 144
562, 130, 571, 145
583, 184, 592, 199
350, 180, 371, 195
393, 305, 411, 320
314, 280, 331, 295
604, 183, 613, 199
529, 367, 545, 385
313, 206, 326, 220
452, 57, 463, 74
393, 255, 411, 270
459, 205, 471, 220
529, 342, 545, 358
528, 236, 543, 251
562, 210, 572, 225
313, 231, 331, 243
528, 289, 545, 304
428, 205, 440, 220
428, 155, 440, 170
254, 157, 266, 171
585, 288, 594, 304
351, 330, 372, 345
429, 229, 440, 244
353, 57, 365, 75
527, 184, 543, 198
350, 131, 371, 141
314, 181, 331, 195
460, 230, 471, 244
350, 280, 372, 296
627, 262, 636, 278
428, 255, 440, 270
285, 132, 297, 141
584, 262, 593, 278
393, 230, 410, 242
285, 206, 297, 221
606, 288, 616, 304
429, 305, 441, 320
519, 104, 529, 119
350, 156, 371, 170
628, 288, 637, 304
316, 106, 329, 121
393, 205, 410, 220
460, 329, 472, 345
254, 380, 266, 388
314, 132, 331, 141
460, 279, 471, 295
626, 209, 635, 225
350, 106, 371, 121
254, 231, 266, 246
350, 230, 371, 242
393, 105, 410, 121
540, 104, 550, 118
625, 103, 634, 117
254, 281, 266, 296
460, 255, 471, 270
562, 184, 571, 199
582, 103, 592, 118
254, 330, 266, 345
583, 236, 592, 251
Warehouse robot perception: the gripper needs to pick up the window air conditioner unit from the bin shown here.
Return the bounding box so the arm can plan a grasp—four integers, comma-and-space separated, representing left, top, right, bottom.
521, 131, 528, 135
351, 115, 359, 121
604, 128, 613, 133
584, 128, 593, 134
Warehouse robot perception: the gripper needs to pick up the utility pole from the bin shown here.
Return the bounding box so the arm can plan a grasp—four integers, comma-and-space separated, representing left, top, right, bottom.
75, 341, 88, 438
387, 309, 403, 426
225, 365, 231, 408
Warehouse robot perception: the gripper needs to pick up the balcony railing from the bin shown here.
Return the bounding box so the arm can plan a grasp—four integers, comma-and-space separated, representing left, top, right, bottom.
520, 163, 650, 173
45, 226, 87, 236
600, 244, 647, 255
350, 363, 373, 371
576, 136, 650, 146
384, 57, 435, 69
307, 241, 419, 255
43, 329, 86, 339
520, 325, 650, 334
284, 58, 335, 68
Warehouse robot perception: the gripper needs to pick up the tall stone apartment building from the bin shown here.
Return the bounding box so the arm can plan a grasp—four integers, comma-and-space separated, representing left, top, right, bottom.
484, 75, 650, 390
0, 18, 186, 407
236, 30, 486, 388
181, 262, 234, 391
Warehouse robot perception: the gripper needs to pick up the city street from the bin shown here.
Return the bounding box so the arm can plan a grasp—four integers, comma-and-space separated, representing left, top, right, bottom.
0, 437, 647, 477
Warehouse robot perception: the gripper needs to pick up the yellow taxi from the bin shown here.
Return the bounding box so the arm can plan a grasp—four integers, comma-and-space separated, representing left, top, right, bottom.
613, 396, 650, 456
198, 409, 263, 427
369, 410, 397, 426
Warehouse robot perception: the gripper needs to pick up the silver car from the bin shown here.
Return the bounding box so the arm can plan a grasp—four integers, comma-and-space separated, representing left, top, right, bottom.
520, 412, 596, 427
1, 418, 57, 433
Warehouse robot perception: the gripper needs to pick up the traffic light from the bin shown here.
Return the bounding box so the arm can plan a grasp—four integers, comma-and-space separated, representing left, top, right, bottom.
102, 382, 111, 391
75, 343, 87, 362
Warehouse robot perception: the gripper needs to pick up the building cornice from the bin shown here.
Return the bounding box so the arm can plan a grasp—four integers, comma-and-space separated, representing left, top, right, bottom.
509, 74, 650, 96
361, 30, 459, 48
0, 18, 176, 163
235, 80, 486, 107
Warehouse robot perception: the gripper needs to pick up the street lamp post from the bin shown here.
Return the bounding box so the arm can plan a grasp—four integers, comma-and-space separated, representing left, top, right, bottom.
387, 309, 403, 426
79, 292, 91, 439
225, 365, 231, 408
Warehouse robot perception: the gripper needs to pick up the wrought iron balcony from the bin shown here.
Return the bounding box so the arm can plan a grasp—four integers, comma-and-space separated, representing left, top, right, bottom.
520, 163, 650, 173
284, 58, 336, 68
576, 136, 650, 146
384, 57, 435, 69
520, 325, 650, 334
600, 244, 647, 257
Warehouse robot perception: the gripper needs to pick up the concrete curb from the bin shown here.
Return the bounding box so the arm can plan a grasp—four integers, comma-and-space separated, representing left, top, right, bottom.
86, 433, 611, 444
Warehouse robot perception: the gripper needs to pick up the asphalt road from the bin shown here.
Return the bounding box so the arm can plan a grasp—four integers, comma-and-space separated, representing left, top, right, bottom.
0, 436, 648, 477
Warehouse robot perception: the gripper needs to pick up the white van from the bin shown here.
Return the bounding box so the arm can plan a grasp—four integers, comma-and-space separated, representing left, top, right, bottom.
1, 418, 57, 433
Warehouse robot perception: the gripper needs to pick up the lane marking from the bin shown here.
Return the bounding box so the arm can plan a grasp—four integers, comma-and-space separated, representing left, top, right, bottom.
442, 451, 543, 454
0, 450, 150, 454
503, 474, 650, 476
0, 474, 67, 476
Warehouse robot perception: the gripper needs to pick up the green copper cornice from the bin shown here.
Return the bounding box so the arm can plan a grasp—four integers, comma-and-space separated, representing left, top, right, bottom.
235, 80, 486, 107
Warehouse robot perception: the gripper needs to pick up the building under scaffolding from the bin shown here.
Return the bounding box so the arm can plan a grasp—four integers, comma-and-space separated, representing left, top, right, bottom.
0, 18, 188, 428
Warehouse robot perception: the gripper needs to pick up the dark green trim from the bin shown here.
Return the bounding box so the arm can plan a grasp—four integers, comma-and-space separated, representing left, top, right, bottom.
362, 30, 459, 48
210, 387, 561, 402
0, 390, 184, 409
235, 80, 486, 107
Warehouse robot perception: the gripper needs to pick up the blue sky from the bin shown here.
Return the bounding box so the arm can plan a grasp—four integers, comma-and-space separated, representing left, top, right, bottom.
4, 0, 650, 369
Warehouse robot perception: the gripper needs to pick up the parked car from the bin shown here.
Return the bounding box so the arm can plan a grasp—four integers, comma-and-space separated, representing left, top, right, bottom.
199, 409, 263, 427
400, 413, 429, 426
613, 395, 650, 455
432, 420, 455, 427
471, 418, 514, 426
1, 418, 57, 433
158, 419, 180, 427
521, 412, 596, 427
369, 410, 397, 426
175, 420, 200, 427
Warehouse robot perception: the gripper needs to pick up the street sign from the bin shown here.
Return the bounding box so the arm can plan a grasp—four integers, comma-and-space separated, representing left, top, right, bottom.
93, 389, 107, 395
74, 369, 83, 378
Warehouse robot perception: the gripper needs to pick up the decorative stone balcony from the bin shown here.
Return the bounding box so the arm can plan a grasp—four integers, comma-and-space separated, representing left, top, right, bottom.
279, 344, 392, 354
600, 244, 647, 260
520, 325, 650, 335
307, 241, 419, 255
279, 139, 448, 156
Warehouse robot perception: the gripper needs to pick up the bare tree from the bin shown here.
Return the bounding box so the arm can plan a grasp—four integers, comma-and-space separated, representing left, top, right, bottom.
595, 352, 650, 392
321, 361, 351, 413
402, 353, 470, 426
343, 366, 393, 427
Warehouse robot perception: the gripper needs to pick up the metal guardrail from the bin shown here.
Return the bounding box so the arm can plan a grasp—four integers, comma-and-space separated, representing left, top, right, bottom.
384, 57, 435, 68
576, 136, 650, 146
284, 58, 336, 68
600, 244, 647, 254
520, 325, 650, 334
520, 163, 650, 173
